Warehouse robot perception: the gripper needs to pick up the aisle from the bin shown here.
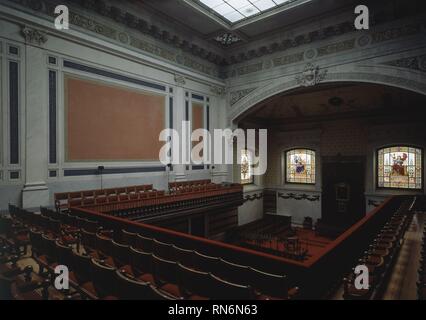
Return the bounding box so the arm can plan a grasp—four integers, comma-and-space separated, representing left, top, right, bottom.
382, 213, 424, 300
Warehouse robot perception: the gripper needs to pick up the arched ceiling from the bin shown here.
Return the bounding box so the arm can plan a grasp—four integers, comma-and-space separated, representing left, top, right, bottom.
238, 83, 426, 127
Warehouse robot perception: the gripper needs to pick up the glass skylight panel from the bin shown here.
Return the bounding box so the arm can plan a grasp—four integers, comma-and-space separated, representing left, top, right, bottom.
213, 2, 235, 15
274, 0, 291, 4
200, 0, 223, 7
198, 0, 295, 23
227, 0, 251, 9
223, 10, 245, 22
252, 0, 276, 11
240, 4, 260, 16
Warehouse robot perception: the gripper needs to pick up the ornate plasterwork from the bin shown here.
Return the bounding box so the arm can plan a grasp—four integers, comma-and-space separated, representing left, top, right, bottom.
210, 86, 226, 96
214, 33, 241, 46
21, 26, 47, 45
174, 74, 186, 86
295, 63, 328, 87
229, 70, 426, 123
243, 193, 263, 202
278, 192, 320, 201
230, 88, 257, 106
5, 0, 220, 78
383, 55, 426, 72
5, 0, 425, 72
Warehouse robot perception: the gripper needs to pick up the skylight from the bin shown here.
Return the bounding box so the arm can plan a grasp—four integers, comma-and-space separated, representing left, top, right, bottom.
198, 0, 292, 23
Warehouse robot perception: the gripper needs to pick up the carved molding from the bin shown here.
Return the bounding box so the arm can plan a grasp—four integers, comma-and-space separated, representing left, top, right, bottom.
174, 74, 186, 86
278, 192, 320, 201
230, 87, 257, 106
295, 63, 328, 87
210, 85, 226, 96
22, 26, 47, 45
8, 0, 424, 71
383, 54, 426, 72
243, 192, 263, 202
229, 70, 426, 122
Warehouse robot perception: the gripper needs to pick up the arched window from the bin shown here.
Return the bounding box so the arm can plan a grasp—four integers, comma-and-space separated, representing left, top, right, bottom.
377, 146, 423, 189
241, 149, 254, 185
285, 149, 316, 184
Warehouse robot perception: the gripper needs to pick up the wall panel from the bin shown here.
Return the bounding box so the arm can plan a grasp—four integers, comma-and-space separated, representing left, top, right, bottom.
65, 75, 165, 161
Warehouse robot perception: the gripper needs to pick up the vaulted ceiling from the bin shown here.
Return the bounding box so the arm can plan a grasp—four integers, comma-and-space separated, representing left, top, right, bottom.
238, 83, 426, 127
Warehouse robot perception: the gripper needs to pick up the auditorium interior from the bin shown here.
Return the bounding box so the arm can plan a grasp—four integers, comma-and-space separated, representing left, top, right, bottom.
0, 0, 426, 301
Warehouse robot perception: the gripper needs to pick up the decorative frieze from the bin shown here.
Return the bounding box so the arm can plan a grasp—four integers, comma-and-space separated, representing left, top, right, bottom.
278, 192, 320, 201
317, 39, 355, 57
230, 87, 257, 106
6, 0, 220, 77
243, 193, 263, 202
383, 55, 426, 72
273, 52, 304, 67
371, 23, 424, 44
236, 62, 263, 76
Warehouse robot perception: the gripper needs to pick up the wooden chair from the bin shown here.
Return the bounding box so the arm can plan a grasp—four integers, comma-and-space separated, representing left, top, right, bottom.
216, 259, 249, 285
209, 274, 255, 300
54, 240, 73, 268
137, 234, 153, 253
90, 258, 118, 299
152, 254, 181, 298
192, 251, 220, 274
70, 250, 92, 286
152, 239, 173, 260
121, 229, 139, 248
129, 246, 154, 283
111, 240, 130, 268
248, 267, 293, 299
177, 263, 211, 299
96, 233, 113, 260
172, 245, 194, 268
115, 269, 175, 300
80, 229, 97, 254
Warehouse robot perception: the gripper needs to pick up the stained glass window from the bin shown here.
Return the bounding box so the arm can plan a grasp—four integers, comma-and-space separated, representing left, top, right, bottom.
286, 149, 316, 184
377, 146, 423, 189
241, 149, 253, 184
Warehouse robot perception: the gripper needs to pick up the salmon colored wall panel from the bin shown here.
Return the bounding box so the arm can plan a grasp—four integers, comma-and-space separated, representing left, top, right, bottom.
65, 76, 165, 161
192, 102, 204, 157
192, 102, 204, 131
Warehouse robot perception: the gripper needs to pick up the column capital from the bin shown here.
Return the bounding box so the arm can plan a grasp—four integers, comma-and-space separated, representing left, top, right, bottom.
22, 26, 48, 46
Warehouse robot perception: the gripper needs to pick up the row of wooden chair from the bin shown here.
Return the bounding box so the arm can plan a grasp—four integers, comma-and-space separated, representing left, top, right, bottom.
1, 210, 84, 300
417, 223, 426, 299
79, 228, 298, 300
2, 206, 172, 300
54, 184, 154, 211
28, 228, 173, 300
343, 200, 412, 300
4, 205, 298, 300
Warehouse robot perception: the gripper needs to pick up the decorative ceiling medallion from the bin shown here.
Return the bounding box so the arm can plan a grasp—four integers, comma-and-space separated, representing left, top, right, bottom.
214, 33, 241, 46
